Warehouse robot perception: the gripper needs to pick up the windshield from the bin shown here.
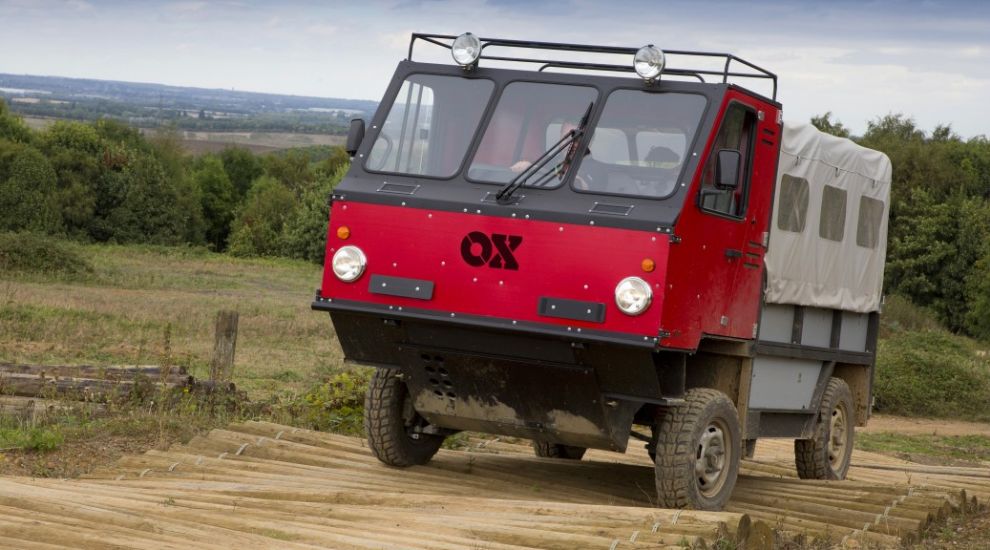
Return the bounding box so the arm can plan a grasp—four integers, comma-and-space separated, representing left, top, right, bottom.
574, 90, 707, 199
468, 82, 598, 187
365, 74, 493, 178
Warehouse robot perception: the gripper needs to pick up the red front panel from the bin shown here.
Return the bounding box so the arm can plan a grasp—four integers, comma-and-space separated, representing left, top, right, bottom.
322, 201, 668, 339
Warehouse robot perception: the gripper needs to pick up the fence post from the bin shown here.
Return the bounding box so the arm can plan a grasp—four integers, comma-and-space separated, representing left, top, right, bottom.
209, 311, 239, 382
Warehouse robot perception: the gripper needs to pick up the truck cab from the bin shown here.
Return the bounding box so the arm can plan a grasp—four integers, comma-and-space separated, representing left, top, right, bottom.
314, 33, 891, 511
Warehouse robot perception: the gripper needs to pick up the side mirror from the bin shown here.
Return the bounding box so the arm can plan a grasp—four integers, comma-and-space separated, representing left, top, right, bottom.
715, 149, 741, 190
346, 119, 366, 157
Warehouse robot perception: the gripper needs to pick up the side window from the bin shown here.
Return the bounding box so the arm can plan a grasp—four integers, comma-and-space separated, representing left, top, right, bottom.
819, 185, 847, 241
856, 196, 884, 248
699, 103, 757, 217
776, 174, 810, 232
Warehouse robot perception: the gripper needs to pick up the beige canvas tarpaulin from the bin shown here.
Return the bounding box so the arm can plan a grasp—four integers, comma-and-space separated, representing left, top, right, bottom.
765, 122, 892, 313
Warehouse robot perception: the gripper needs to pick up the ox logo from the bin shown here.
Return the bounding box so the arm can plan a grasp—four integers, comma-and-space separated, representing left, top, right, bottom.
460, 231, 523, 270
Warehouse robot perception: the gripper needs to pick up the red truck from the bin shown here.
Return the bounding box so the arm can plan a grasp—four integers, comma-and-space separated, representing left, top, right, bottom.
313, 33, 892, 510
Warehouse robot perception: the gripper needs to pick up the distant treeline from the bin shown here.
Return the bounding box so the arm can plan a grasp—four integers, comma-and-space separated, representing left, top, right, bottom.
2, 99, 990, 340
0, 99, 347, 264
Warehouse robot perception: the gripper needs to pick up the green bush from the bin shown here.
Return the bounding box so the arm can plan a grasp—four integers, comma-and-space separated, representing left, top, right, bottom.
0, 232, 93, 277
227, 176, 296, 257
874, 330, 990, 421
296, 369, 371, 435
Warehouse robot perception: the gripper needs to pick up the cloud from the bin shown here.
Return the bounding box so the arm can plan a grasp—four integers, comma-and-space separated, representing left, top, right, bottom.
306, 23, 338, 37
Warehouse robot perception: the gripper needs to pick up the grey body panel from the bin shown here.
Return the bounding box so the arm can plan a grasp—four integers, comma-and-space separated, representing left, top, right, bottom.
839, 311, 869, 352
801, 307, 832, 348
758, 304, 793, 344
749, 356, 822, 410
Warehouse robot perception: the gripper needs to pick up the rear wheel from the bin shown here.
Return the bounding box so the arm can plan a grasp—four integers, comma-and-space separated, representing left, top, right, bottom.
654, 388, 741, 510
533, 441, 587, 460
365, 367, 445, 467
795, 377, 855, 480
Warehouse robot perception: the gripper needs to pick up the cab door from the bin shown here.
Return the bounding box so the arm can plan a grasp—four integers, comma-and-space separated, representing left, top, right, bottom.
693, 97, 762, 339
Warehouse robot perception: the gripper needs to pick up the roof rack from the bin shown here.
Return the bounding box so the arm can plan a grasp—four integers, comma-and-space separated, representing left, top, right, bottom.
408, 33, 778, 101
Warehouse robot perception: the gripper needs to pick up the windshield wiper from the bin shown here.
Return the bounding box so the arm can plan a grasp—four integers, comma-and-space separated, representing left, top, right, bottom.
495, 102, 594, 205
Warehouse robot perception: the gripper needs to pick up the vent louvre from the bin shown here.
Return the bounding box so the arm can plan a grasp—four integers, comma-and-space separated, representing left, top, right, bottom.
589, 202, 634, 216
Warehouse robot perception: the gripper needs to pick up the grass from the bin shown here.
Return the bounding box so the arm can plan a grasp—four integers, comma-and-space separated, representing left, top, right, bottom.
0, 423, 63, 452
0, 240, 342, 398
856, 432, 990, 463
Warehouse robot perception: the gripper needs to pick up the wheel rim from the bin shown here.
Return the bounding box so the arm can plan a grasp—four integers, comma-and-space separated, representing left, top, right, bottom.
828, 402, 849, 469
695, 419, 731, 497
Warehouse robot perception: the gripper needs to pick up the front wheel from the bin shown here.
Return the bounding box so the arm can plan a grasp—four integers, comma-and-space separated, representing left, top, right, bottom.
795, 377, 855, 480
654, 388, 741, 511
364, 367, 445, 467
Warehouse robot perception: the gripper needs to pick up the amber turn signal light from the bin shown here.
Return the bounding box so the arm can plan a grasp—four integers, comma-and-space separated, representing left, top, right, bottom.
336, 226, 351, 240
641, 258, 655, 273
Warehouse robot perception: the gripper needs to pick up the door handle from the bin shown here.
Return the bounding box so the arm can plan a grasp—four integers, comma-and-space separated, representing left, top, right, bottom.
725, 248, 743, 259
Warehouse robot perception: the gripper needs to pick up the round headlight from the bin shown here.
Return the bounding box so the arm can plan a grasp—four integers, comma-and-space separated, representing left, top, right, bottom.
634, 45, 665, 81
452, 32, 481, 66
332, 246, 367, 282
615, 276, 653, 315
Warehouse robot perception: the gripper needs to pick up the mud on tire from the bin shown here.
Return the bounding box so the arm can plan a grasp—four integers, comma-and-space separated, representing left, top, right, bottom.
795, 377, 855, 480
364, 367, 445, 467
533, 441, 587, 460
654, 388, 741, 511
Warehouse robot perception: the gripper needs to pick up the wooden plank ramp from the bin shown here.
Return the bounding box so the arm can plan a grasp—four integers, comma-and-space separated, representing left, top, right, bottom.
0, 421, 983, 549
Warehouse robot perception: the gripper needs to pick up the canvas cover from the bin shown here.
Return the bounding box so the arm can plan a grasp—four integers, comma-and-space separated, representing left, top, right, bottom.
765, 122, 892, 313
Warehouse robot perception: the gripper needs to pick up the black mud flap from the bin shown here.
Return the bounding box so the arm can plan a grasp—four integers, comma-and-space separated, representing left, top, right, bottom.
405, 350, 638, 452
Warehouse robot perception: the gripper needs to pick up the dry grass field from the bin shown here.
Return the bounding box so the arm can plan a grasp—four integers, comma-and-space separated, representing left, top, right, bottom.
1, 244, 341, 398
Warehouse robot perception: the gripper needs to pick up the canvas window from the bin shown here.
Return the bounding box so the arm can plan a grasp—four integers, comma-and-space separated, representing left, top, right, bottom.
819, 185, 847, 242
856, 196, 884, 249
776, 174, 810, 232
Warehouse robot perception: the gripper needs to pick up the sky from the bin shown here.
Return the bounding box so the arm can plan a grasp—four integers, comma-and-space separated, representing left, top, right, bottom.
1, 0, 989, 137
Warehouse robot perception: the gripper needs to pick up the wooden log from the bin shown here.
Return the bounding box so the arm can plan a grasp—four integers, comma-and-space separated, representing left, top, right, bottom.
853, 462, 990, 479
0, 372, 185, 402
0, 363, 189, 383
0, 396, 105, 421
209, 310, 239, 382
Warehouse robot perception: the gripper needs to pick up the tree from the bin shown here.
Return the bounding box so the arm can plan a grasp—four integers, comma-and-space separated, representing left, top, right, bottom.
0, 141, 62, 233
966, 253, 990, 340
263, 148, 315, 196
810, 112, 850, 138
191, 155, 236, 250
219, 146, 263, 199
227, 176, 296, 257
0, 99, 33, 144
105, 154, 186, 244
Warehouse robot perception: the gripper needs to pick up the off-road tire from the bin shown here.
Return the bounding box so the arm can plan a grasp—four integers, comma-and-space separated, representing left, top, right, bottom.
364, 367, 444, 467
654, 388, 741, 511
795, 377, 855, 480
533, 441, 587, 460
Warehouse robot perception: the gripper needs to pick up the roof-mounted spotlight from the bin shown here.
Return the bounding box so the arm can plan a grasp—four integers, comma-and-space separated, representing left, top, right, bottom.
452, 32, 482, 69
634, 45, 665, 83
